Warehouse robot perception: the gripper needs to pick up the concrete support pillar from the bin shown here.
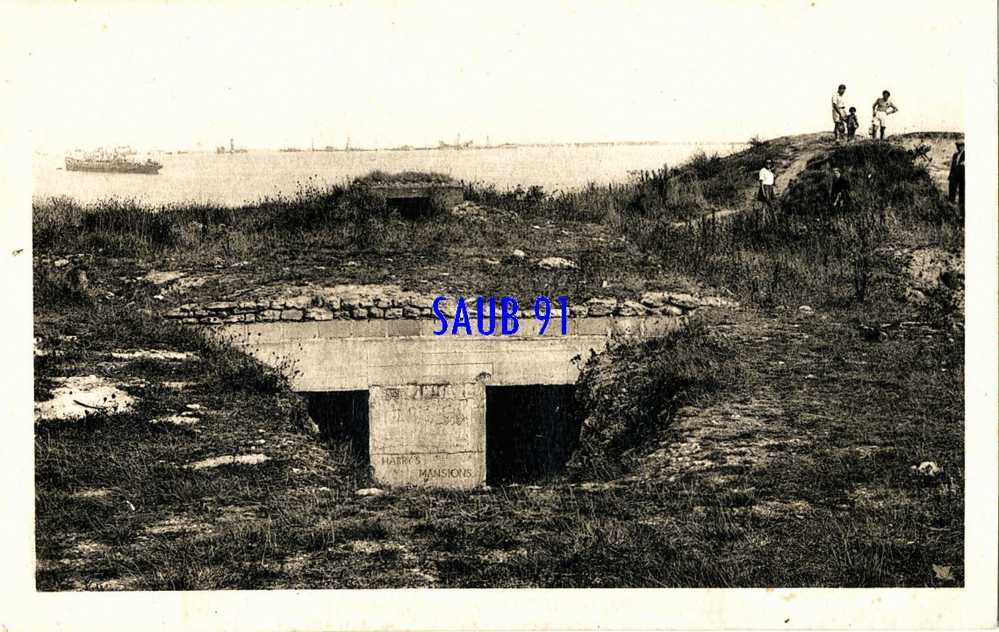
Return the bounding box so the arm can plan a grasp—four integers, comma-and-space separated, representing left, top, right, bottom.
368, 382, 486, 488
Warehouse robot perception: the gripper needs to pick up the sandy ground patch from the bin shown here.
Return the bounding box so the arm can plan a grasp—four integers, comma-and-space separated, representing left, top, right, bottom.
187, 453, 270, 469
34, 375, 136, 421
143, 515, 213, 536
154, 414, 200, 426
72, 488, 112, 499
141, 270, 187, 285
109, 349, 199, 361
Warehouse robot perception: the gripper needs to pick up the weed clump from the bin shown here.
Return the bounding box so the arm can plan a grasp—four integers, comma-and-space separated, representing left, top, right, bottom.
33, 264, 93, 309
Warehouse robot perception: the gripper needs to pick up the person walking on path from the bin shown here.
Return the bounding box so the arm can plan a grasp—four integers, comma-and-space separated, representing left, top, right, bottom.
832, 84, 848, 142
948, 140, 965, 209
871, 90, 898, 140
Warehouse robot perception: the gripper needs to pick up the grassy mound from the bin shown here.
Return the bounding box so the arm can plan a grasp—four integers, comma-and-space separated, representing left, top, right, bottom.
353, 170, 456, 185
626, 139, 962, 313
32, 170, 462, 256
782, 142, 953, 222
568, 320, 735, 481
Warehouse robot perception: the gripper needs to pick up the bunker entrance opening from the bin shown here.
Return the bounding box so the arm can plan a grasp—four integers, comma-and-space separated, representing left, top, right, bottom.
485, 385, 580, 485
306, 391, 370, 467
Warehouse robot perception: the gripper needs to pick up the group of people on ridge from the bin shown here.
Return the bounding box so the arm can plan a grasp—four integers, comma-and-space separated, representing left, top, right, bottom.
832, 84, 897, 142
756, 84, 965, 212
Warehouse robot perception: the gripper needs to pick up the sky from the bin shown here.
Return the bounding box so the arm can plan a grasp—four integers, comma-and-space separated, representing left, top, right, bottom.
20, 0, 967, 152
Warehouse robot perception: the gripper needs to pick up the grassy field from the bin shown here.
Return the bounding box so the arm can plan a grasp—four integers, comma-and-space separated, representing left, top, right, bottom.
34, 132, 965, 588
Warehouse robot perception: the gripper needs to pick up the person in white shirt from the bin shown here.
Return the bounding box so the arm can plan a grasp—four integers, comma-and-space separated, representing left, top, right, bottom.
758, 160, 776, 207
831, 84, 848, 142
871, 90, 899, 140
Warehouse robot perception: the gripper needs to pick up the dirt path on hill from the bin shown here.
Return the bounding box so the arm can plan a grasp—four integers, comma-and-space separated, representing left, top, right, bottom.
671, 133, 828, 228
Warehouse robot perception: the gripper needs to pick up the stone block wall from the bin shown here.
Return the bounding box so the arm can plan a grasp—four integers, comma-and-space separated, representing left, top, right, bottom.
163, 291, 735, 326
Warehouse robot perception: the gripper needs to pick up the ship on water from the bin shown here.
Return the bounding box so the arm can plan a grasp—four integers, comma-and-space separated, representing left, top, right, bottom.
65, 146, 162, 174
216, 138, 248, 154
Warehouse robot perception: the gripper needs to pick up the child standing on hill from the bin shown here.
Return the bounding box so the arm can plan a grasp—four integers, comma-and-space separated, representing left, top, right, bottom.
846, 107, 860, 139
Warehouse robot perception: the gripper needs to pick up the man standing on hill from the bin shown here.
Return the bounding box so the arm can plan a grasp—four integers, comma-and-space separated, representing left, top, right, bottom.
832, 84, 848, 142
758, 160, 777, 222
830, 167, 851, 210
948, 140, 965, 209
871, 90, 898, 140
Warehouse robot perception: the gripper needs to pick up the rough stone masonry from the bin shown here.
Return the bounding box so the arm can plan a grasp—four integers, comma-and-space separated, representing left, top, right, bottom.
170, 286, 736, 488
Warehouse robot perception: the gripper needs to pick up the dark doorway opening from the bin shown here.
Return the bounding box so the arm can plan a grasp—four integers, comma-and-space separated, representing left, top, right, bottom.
306, 391, 370, 468
485, 385, 580, 485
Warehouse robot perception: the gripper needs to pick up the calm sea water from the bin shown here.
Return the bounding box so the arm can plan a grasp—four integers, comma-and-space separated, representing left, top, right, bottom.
33, 143, 746, 207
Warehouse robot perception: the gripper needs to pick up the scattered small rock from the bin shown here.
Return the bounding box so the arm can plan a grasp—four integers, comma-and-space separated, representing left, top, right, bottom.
511, 249, 526, 259
932, 564, 955, 582
798, 305, 814, 314
355, 487, 386, 497
912, 461, 942, 478
537, 256, 577, 270
904, 287, 929, 306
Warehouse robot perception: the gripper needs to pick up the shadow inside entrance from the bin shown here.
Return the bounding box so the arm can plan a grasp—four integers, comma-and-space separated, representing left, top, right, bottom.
306, 391, 370, 468
486, 385, 580, 485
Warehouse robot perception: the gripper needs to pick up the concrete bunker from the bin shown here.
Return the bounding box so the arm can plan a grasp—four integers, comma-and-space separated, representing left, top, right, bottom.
485, 384, 579, 485
210, 315, 684, 489
178, 288, 726, 489
365, 183, 465, 219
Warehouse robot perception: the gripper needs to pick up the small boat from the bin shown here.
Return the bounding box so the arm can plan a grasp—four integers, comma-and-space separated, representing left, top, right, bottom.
65, 155, 162, 174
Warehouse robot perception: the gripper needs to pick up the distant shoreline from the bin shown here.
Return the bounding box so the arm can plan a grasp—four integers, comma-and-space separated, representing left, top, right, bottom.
35, 140, 750, 156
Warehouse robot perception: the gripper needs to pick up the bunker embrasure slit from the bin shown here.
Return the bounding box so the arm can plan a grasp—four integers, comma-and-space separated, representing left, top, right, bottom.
387, 196, 433, 218
485, 385, 580, 485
